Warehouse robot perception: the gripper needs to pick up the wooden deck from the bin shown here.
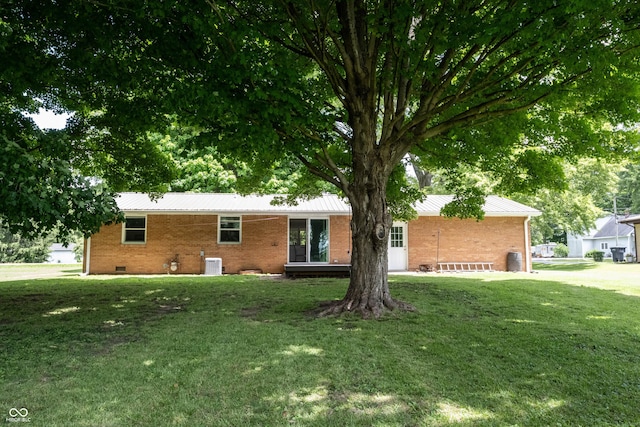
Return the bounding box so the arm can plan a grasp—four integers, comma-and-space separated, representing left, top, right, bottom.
284, 263, 351, 278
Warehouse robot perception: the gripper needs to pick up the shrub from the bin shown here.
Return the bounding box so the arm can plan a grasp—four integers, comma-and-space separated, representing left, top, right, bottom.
553, 243, 569, 258
585, 249, 604, 262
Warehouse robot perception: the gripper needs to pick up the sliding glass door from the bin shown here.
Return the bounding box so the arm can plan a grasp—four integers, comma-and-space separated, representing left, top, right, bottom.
289, 218, 328, 263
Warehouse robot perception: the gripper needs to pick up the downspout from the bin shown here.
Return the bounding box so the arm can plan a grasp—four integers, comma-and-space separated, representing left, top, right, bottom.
83, 237, 91, 276
524, 216, 532, 273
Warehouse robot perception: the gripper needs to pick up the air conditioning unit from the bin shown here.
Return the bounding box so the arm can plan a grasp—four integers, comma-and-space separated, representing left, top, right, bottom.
204, 258, 222, 276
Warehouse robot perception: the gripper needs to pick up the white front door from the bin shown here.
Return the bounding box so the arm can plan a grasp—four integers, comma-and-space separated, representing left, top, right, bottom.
388, 222, 407, 271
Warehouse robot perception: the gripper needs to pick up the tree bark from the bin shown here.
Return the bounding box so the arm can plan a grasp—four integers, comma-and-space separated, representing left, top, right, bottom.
318, 141, 415, 318
409, 154, 433, 189
314, 1, 415, 318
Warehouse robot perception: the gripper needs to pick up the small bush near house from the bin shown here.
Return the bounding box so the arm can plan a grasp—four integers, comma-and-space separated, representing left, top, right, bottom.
553, 243, 569, 258
585, 249, 604, 261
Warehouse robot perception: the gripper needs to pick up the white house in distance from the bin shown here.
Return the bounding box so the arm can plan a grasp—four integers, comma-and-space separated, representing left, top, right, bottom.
46, 243, 78, 264
567, 215, 636, 258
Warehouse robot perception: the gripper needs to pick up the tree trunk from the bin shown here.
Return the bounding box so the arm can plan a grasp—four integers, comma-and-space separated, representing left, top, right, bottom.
409, 154, 433, 189
318, 146, 415, 318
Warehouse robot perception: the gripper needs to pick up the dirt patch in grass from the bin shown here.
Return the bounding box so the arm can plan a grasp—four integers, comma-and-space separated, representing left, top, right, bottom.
93, 334, 142, 356
93, 301, 187, 355
155, 302, 184, 315
239, 305, 267, 319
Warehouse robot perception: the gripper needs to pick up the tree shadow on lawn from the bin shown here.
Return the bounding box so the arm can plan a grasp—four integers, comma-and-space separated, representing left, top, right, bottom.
249, 275, 640, 425
377, 275, 640, 425
532, 260, 599, 272
203, 275, 640, 426
0, 281, 190, 363
1, 275, 639, 426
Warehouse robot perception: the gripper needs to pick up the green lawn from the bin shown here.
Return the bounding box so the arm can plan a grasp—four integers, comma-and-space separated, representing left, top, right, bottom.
0, 263, 83, 282
1, 263, 639, 426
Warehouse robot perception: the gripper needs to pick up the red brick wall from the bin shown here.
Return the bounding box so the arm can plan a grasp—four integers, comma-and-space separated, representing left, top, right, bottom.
407, 216, 529, 271
88, 214, 289, 274
87, 213, 530, 274
329, 215, 352, 264
87, 214, 351, 274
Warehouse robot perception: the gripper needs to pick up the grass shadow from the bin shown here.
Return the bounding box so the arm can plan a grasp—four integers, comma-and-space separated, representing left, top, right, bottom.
1, 273, 639, 426
384, 274, 640, 425
532, 260, 598, 271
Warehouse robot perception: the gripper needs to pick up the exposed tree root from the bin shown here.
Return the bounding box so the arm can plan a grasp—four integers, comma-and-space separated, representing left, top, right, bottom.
312, 297, 416, 319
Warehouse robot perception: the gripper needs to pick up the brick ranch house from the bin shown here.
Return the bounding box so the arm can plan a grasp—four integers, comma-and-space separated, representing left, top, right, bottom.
83, 193, 540, 275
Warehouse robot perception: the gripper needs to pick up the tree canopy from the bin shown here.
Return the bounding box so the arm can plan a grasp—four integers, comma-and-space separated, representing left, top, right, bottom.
0, 6, 175, 238
417, 158, 628, 245
614, 162, 640, 214
4, 0, 640, 316
0, 225, 53, 263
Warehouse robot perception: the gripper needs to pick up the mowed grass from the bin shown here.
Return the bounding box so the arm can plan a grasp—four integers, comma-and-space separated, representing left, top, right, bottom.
0, 263, 83, 282
1, 263, 639, 426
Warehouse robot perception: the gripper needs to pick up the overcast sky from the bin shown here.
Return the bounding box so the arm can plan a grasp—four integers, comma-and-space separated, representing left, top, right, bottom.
28, 109, 69, 130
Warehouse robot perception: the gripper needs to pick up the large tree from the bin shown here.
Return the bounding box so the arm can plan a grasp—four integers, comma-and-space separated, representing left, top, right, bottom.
414, 158, 626, 245
0, 6, 175, 239
614, 162, 640, 214
7, 0, 640, 316
0, 225, 53, 263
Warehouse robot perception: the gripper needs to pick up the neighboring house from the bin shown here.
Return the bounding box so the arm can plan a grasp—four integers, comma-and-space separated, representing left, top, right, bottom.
619, 214, 640, 263
567, 215, 636, 258
83, 193, 540, 275
47, 243, 77, 264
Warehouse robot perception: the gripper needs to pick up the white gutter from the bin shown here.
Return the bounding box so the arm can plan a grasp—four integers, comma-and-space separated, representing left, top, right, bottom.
524, 216, 532, 273
83, 237, 91, 275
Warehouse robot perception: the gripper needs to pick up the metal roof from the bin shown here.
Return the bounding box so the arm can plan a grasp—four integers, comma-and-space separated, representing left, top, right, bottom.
593, 215, 635, 237
116, 193, 350, 214
413, 195, 541, 217
116, 192, 540, 217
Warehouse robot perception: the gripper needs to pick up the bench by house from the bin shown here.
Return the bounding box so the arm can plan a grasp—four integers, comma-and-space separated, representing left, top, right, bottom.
284, 263, 351, 278
438, 262, 494, 273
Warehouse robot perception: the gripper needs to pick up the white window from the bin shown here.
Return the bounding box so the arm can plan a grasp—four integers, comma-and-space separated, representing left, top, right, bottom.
601, 242, 609, 250
123, 217, 146, 243
390, 225, 404, 248
219, 216, 241, 243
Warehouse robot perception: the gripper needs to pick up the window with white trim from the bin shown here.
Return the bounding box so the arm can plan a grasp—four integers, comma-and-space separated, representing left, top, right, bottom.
219, 216, 241, 243
123, 217, 146, 243
601, 242, 609, 250
390, 226, 404, 248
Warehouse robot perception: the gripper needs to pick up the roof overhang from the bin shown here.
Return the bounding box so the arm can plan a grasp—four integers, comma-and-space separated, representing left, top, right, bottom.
619, 214, 640, 225
115, 193, 541, 217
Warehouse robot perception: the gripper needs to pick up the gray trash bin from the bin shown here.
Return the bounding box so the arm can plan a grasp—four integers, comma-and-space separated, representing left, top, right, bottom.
610, 247, 625, 263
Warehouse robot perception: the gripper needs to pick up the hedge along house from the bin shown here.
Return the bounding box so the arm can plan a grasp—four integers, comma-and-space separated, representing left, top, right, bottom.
83, 193, 540, 275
